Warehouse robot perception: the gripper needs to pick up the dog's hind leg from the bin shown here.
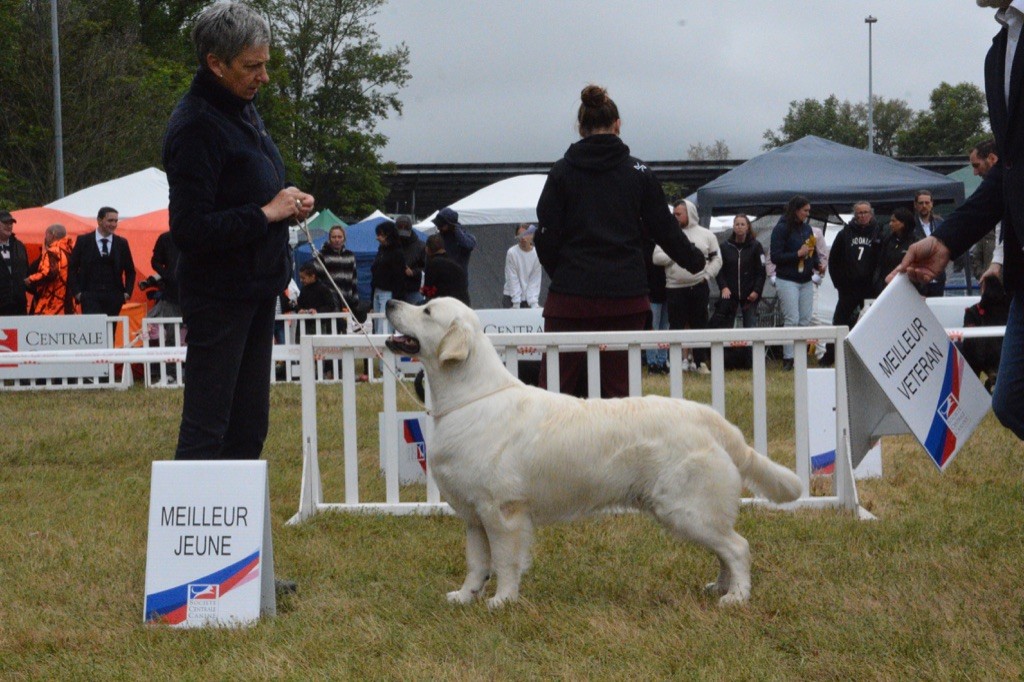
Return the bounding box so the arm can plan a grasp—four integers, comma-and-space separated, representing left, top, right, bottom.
652, 449, 751, 606
447, 522, 491, 604
483, 501, 534, 609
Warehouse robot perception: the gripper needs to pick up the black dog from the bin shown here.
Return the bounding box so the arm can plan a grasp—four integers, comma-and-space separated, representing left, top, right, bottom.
961, 275, 1010, 393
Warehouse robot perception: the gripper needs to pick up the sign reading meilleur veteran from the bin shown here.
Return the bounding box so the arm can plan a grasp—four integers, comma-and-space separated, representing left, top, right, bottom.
143, 461, 275, 627
847, 275, 989, 471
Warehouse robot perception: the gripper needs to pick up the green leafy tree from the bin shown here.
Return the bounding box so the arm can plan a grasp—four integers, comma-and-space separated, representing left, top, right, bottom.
895, 82, 989, 156
258, 0, 410, 217
762, 94, 915, 156
763, 95, 867, 150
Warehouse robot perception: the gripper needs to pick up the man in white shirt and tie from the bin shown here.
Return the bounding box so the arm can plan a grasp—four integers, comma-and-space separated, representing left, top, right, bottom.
68, 206, 136, 316
894, 0, 1024, 441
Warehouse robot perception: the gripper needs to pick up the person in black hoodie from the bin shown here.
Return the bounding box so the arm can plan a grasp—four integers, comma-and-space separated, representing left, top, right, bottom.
163, 2, 315, 460
371, 220, 406, 333
421, 234, 470, 305
715, 214, 766, 329
536, 84, 705, 397
821, 202, 883, 366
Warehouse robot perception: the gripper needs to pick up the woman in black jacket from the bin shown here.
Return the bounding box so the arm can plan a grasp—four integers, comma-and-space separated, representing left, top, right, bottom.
874, 207, 924, 296
163, 1, 314, 461
716, 215, 766, 328
371, 221, 406, 333
535, 84, 703, 397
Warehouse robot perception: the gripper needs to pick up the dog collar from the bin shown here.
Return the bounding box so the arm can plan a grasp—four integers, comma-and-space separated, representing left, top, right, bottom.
428, 382, 518, 420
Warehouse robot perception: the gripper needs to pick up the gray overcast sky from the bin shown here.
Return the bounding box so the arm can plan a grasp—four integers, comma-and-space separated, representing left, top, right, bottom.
370, 1, 999, 164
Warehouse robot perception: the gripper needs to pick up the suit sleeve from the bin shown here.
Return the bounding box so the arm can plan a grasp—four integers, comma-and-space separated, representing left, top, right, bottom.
67, 237, 83, 298
933, 164, 1005, 259
121, 238, 136, 294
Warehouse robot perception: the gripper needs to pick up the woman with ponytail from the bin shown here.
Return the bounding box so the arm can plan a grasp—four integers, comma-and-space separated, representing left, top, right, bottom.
536, 84, 705, 397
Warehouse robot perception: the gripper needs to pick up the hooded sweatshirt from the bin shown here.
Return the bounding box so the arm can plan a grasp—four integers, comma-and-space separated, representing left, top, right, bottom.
536, 134, 704, 298
651, 200, 722, 288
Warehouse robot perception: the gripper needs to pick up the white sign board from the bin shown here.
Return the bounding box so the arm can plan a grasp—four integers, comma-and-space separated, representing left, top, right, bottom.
477, 307, 545, 360
807, 369, 881, 479
847, 275, 989, 471
0, 315, 108, 379
379, 411, 429, 484
143, 461, 275, 627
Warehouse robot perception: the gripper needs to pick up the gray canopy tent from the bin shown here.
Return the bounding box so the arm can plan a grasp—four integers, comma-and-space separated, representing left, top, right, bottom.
695, 136, 966, 226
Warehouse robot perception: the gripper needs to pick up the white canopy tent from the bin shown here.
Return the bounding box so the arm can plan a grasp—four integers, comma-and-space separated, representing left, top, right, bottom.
414, 174, 546, 230
415, 175, 548, 308
45, 167, 169, 219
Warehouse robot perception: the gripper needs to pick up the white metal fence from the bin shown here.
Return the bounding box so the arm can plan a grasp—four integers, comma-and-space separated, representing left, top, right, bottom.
287, 325, 881, 525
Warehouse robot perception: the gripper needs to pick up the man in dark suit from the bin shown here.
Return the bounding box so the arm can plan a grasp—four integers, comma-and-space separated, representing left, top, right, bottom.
894, 0, 1024, 441
68, 206, 136, 316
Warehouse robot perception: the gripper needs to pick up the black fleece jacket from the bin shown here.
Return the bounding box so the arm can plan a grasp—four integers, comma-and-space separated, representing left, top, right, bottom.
162, 68, 291, 301
535, 134, 704, 298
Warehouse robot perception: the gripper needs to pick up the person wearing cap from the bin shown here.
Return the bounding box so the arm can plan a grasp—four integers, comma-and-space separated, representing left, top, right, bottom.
395, 215, 426, 304
503, 223, 542, 308
0, 210, 30, 316
431, 207, 477, 277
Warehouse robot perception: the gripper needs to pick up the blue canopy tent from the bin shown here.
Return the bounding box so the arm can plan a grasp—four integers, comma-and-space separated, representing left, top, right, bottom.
293, 214, 400, 308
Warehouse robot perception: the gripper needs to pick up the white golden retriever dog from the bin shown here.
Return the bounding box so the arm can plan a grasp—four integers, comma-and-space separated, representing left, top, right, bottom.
385, 297, 801, 608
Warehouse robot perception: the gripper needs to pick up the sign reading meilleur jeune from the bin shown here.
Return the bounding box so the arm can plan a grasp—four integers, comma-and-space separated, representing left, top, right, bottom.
143, 461, 275, 627
847, 275, 989, 471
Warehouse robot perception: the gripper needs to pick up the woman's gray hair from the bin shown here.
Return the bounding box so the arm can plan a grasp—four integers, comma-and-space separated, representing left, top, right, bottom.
191, 2, 271, 67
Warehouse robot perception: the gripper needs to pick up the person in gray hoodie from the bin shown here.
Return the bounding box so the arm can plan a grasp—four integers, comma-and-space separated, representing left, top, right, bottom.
653, 199, 722, 372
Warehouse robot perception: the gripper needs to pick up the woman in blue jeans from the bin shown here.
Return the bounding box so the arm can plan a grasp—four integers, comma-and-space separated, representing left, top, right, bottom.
770, 196, 821, 370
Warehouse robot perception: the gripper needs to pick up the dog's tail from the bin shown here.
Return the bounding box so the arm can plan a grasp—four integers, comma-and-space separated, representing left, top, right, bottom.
715, 418, 802, 503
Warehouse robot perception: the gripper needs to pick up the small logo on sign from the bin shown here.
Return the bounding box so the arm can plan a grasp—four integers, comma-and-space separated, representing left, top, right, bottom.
937, 393, 960, 425
0, 328, 17, 368
187, 583, 219, 622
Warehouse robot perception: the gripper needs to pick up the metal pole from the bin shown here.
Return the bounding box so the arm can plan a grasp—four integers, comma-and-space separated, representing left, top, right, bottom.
865, 15, 877, 154
51, 0, 65, 198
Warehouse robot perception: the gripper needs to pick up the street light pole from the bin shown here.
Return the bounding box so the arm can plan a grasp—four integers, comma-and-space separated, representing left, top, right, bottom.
865, 15, 877, 154
51, 0, 64, 198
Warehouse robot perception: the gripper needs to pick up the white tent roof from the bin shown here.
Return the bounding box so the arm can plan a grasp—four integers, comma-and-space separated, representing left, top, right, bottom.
414, 174, 547, 229
45, 167, 169, 219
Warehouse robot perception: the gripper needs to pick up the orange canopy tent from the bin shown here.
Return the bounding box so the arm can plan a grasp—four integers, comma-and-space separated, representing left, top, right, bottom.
11, 206, 166, 307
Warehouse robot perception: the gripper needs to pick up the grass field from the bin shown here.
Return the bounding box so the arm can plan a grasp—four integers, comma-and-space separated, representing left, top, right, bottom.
2, 371, 1023, 680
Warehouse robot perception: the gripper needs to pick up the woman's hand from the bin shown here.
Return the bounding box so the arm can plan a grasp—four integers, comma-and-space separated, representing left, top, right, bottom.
262, 187, 315, 223
797, 244, 810, 258
720, 287, 732, 299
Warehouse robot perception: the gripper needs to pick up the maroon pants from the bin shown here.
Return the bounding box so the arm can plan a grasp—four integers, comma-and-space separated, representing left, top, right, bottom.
540, 311, 648, 398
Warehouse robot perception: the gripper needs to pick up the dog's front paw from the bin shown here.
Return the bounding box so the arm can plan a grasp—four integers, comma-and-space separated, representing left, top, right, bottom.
717, 591, 749, 607
486, 595, 512, 610
446, 589, 476, 605
705, 581, 726, 595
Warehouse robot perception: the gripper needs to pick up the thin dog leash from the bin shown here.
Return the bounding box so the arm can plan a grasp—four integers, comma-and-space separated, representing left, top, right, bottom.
293, 208, 428, 411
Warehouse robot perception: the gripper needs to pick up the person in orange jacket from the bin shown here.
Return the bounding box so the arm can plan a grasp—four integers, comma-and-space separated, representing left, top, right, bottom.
26, 224, 74, 315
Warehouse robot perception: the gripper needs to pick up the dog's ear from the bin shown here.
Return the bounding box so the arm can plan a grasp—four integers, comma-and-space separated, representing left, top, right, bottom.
437, 320, 471, 366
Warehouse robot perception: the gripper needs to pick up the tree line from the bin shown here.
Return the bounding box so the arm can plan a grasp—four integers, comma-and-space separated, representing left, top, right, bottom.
0, 0, 409, 217
762, 82, 989, 156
